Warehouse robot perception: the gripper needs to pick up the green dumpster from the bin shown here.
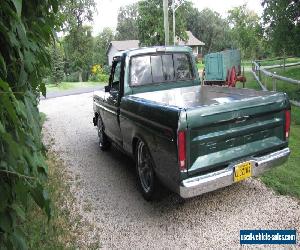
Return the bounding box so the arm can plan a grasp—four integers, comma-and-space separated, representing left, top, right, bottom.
204, 49, 243, 86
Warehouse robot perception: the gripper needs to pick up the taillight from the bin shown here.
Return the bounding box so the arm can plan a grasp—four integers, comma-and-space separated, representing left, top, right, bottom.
285, 110, 291, 139
178, 130, 186, 171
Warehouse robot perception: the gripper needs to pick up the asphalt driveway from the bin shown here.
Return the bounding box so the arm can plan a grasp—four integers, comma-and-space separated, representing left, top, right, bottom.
39, 92, 300, 248
41, 86, 103, 99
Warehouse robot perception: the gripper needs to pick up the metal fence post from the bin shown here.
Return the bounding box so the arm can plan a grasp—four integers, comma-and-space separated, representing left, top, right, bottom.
272, 77, 277, 91
242, 65, 245, 88
264, 73, 267, 89
258, 62, 261, 81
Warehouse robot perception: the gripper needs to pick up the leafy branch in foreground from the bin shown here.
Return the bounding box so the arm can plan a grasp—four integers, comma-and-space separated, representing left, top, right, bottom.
0, 0, 60, 248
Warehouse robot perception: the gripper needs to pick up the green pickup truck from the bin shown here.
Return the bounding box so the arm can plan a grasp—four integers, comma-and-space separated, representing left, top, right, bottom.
93, 46, 291, 200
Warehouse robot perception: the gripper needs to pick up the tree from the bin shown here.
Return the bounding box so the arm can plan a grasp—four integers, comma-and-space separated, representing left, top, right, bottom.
137, 0, 190, 46
0, 0, 59, 248
262, 0, 300, 56
63, 26, 94, 81
228, 5, 263, 59
59, 0, 96, 81
186, 7, 234, 55
50, 43, 65, 84
93, 28, 114, 65
115, 3, 139, 40
60, 0, 96, 32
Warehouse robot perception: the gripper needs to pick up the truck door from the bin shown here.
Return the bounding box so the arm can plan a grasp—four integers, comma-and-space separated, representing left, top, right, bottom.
103, 58, 123, 146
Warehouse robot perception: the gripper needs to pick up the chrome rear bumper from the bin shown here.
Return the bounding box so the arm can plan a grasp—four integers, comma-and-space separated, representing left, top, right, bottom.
179, 147, 290, 198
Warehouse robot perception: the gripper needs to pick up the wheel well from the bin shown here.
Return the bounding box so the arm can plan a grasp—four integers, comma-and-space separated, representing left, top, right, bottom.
93, 112, 99, 126
132, 137, 139, 156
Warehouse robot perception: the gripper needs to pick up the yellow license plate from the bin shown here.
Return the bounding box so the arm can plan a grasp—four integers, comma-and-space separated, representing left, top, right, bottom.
234, 161, 252, 182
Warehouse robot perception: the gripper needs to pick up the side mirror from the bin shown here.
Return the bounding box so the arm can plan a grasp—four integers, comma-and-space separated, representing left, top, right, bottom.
112, 81, 119, 87
104, 85, 110, 92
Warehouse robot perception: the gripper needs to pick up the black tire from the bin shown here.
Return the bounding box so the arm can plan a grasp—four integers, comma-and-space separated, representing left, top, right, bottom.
97, 115, 110, 151
135, 140, 159, 201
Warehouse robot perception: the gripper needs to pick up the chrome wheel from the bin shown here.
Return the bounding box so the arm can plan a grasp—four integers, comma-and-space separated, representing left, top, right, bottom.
137, 141, 153, 193
97, 117, 104, 147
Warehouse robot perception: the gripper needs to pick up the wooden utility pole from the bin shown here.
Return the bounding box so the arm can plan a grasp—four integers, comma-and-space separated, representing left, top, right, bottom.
172, 0, 175, 45
163, 0, 169, 46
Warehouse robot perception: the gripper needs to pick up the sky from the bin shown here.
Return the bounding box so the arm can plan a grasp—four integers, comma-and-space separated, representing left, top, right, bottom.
92, 0, 263, 35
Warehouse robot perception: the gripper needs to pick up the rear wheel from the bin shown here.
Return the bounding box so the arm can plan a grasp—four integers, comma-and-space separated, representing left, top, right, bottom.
135, 140, 159, 201
97, 116, 110, 151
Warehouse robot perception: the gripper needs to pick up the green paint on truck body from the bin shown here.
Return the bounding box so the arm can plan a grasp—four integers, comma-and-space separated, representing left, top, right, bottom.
93, 46, 290, 196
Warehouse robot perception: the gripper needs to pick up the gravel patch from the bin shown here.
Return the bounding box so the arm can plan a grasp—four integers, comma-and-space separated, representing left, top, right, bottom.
40, 92, 300, 249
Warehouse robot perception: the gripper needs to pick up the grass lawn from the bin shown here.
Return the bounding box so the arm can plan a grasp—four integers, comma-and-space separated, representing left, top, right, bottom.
46, 81, 105, 92
260, 65, 300, 101
236, 71, 262, 90
258, 57, 300, 67
272, 65, 300, 80
241, 60, 252, 67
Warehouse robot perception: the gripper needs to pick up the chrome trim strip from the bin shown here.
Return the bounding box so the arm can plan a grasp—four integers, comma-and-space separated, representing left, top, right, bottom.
95, 102, 117, 116
179, 147, 291, 198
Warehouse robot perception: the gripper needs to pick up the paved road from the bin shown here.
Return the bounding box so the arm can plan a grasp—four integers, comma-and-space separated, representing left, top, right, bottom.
40, 93, 300, 249
42, 86, 103, 99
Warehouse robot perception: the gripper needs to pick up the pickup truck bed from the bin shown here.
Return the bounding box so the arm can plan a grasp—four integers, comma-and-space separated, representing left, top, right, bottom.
131, 85, 289, 172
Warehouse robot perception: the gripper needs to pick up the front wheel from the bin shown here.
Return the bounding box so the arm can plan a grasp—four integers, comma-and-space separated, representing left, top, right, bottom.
97, 116, 110, 151
135, 140, 159, 201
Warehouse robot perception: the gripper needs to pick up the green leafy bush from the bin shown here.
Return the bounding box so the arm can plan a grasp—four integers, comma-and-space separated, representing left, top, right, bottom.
90, 64, 109, 82
89, 73, 109, 82
0, 0, 59, 248
63, 72, 80, 82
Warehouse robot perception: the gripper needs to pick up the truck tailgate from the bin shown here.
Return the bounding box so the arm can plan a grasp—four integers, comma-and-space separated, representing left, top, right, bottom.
185, 87, 289, 176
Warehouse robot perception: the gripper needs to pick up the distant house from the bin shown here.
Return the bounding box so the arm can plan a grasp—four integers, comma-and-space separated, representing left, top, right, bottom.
106, 40, 139, 65
176, 31, 205, 57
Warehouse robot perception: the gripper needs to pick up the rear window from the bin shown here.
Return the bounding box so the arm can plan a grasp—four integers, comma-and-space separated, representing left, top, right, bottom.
130, 53, 194, 86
